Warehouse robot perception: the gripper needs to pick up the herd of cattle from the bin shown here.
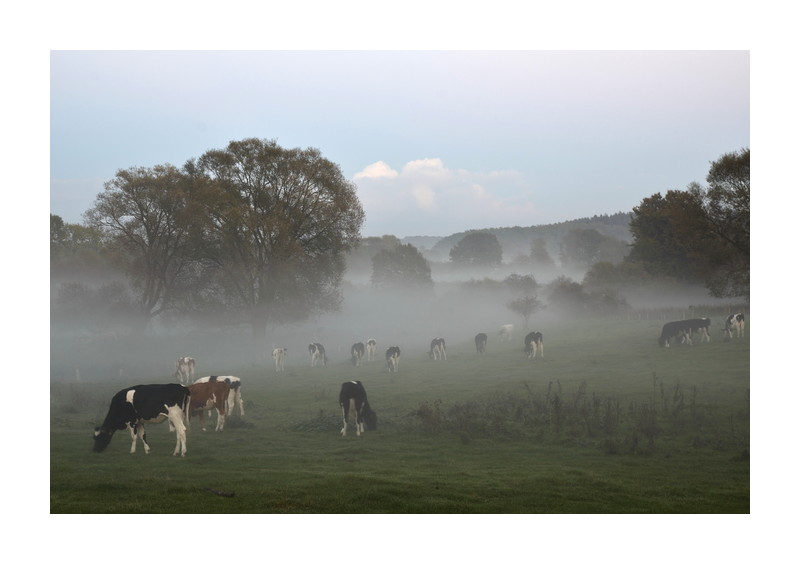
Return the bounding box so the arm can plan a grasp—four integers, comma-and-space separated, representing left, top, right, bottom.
93, 312, 746, 457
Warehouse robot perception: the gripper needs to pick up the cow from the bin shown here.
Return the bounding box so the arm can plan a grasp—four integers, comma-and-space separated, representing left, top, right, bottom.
188, 379, 231, 432
351, 342, 365, 366
339, 381, 377, 437
93, 383, 190, 457
524, 331, 544, 359
497, 324, 514, 342
724, 313, 746, 339
475, 333, 487, 355
193, 375, 244, 420
366, 339, 377, 361
386, 346, 401, 373
429, 337, 447, 360
659, 318, 711, 347
272, 347, 287, 372
309, 343, 328, 367
174, 357, 195, 385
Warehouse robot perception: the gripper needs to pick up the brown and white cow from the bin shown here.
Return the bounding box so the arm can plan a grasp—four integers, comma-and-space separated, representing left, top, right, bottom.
272, 348, 287, 372
193, 375, 244, 420
188, 379, 231, 432
174, 357, 195, 385
366, 339, 377, 361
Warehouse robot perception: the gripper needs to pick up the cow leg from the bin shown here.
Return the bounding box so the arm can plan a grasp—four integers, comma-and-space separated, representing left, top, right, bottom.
167, 405, 187, 456
215, 409, 225, 431
199, 410, 207, 432
341, 405, 348, 436
128, 424, 138, 453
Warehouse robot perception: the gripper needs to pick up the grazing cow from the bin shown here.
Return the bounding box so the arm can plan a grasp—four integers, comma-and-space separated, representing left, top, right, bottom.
497, 324, 514, 342
309, 343, 328, 367
366, 339, 377, 362
724, 313, 746, 339
386, 346, 401, 373
174, 357, 195, 385
524, 331, 544, 358
193, 375, 244, 419
339, 381, 377, 437
93, 383, 190, 457
475, 333, 487, 355
429, 337, 447, 360
272, 348, 287, 372
659, 318, 711, 347
351, 342, 365, 366
188, 379, 231, 432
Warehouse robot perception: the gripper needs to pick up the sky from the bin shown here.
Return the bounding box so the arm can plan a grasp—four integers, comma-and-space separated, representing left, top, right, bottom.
50, 50, 749, 238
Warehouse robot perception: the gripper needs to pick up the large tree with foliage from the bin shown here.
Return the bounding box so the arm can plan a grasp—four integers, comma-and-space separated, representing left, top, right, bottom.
187, 138, 364, 340
83, 164, 195, 332
371, 243, 433, 291
628, 148, 749, 298
449, 231, 503, 266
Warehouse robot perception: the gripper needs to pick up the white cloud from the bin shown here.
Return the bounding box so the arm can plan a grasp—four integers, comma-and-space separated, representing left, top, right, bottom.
353, 158, 539, 237
353, 161, 398, 180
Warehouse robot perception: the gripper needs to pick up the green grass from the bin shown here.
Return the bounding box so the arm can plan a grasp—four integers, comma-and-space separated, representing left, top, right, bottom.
50, 316, 749, 513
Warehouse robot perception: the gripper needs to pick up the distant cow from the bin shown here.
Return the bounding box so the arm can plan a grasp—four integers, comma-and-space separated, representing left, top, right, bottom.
309, 343, 328, 367
386, 346, 401, 373
174, 357, 195, 385
339, 381, 377, 437
659, 318, 711, 347
498, 324, 514, 342
188, 379, 231, 432
724, 313, 746, 339
429, 337, 447, 360
272, 348, 287, 372
524, 331, 544, 359
93, 383, 190, 457
193, 375, 244, 420
366, 339, 377, 361
475, 333, 487, 355
351, 342, 365, 366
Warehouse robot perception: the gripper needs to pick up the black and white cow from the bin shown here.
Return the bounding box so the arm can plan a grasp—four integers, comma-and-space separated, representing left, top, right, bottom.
193, 375, 244, 419
724, 313, 746, 339
366, 339, 377, 362
429, 337, 447, 360
174, 357, 195, 385
659, 318, 711, 347
524, 331, 544, 359
386, 346, 401, 373
309, 343, 328, 367
351, 342, 365, 366
93, 383, 190, 456
474, 333, 487, 355
272, 348, 287, 372
339, 381, 377, 437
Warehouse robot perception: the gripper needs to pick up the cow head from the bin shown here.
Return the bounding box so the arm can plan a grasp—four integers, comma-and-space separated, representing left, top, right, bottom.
92, 427, 113, 452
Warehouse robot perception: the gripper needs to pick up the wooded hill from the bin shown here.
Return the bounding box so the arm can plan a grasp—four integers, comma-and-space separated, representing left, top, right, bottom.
403, 211, 632, 262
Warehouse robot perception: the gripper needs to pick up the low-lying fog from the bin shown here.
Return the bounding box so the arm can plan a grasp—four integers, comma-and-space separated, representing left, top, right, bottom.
50, 262, 743, 384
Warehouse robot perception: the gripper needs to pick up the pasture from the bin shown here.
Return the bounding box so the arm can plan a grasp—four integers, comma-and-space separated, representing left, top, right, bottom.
50, 315, 749, 513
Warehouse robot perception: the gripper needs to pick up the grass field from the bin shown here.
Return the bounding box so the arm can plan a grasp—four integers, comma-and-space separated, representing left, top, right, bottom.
50, 316, 749, 513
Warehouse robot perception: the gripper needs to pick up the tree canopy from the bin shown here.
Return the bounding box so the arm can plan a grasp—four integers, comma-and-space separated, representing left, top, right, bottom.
449, 231, 503, 266
371, 243, 433, 291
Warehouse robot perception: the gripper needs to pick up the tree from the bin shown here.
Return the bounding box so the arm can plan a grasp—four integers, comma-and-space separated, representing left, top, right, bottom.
627, 148, 749, 298
503, 273, 539, 295
449, 231, 503, 266
84, 164, 195, 333
506, 295, 543, 329
530, 238, 555, 267
371, 243, 433, 291
188, 138, 364, 340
